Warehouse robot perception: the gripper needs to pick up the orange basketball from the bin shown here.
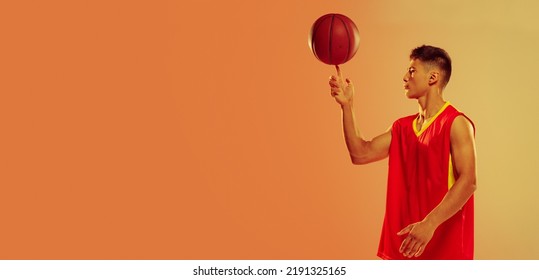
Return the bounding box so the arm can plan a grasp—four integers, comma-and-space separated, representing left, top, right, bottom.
308, 13, 360, 65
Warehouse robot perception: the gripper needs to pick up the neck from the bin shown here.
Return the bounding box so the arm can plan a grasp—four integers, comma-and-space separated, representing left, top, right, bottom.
417, 88, 446, 120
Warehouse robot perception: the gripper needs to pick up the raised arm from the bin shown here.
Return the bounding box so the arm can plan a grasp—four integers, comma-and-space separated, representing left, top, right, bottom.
329, 66, 391, 165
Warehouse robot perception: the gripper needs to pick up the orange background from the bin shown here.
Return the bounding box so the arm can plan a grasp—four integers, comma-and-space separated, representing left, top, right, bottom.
1, 0, 538, 259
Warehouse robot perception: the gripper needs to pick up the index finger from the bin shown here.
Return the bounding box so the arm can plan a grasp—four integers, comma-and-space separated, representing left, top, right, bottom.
335, 65, 343, 81
399, 237, 411, 253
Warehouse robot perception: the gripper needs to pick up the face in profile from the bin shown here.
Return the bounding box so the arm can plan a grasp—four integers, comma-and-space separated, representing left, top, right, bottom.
403, 59, 431, 99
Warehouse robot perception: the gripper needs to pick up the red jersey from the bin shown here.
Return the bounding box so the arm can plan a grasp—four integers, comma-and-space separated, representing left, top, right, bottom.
377, 102, 475, 260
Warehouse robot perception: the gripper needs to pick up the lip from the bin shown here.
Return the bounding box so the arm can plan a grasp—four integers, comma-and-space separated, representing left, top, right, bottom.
404, 85, 409, 89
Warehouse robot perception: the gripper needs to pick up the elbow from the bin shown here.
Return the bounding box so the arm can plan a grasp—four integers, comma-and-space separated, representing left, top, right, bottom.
348, 140, 387, 165
350, 155, 369, 165
470, 181, 478, 193
467, 177, 478, 193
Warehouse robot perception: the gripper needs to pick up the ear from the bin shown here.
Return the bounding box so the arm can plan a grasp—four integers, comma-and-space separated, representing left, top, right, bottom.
428, 71, 440, 86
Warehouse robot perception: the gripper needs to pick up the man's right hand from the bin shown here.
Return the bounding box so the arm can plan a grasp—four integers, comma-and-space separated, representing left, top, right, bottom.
329, 65, 355, 107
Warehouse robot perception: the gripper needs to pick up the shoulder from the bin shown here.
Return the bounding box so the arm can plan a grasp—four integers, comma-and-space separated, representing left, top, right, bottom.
393, 114, 417, 127
447, 104, 475, 135
390, 114, 417, 135
450, 115, 475, 144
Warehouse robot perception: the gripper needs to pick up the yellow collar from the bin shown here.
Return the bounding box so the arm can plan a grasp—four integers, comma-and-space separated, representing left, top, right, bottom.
412, 102, 451, 136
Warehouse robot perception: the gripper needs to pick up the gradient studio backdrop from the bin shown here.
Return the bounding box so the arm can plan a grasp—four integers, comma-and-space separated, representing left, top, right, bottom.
1, 0, 538, 259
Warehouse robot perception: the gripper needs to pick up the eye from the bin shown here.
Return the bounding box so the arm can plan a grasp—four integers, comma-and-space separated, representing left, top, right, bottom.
408, 69, 415, 75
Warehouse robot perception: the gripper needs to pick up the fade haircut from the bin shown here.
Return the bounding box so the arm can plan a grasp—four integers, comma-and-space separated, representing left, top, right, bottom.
410, 45, 452, 88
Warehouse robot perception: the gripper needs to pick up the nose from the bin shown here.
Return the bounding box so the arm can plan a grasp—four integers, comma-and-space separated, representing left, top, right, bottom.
403, 72, 409, 83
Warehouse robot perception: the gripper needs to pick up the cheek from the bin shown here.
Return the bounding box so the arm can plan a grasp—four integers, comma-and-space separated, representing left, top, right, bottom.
411, 77, 425, 87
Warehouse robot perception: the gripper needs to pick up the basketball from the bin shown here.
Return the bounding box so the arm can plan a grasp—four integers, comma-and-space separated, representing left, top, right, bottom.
308, 13, 360, 65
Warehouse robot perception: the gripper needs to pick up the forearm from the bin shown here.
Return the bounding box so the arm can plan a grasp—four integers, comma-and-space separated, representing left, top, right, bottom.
341, 103, 368, 163
423, 176, 477, 229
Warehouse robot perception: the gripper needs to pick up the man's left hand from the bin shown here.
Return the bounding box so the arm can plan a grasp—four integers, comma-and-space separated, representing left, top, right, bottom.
397, 221, 436, 258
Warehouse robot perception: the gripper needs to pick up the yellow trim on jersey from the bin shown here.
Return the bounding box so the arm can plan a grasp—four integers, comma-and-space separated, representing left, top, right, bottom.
412, 102, 451, 136
448, 154, 455, 190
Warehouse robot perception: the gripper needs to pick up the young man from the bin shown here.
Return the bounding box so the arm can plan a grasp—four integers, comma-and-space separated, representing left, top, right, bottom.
329, 45, 477, 259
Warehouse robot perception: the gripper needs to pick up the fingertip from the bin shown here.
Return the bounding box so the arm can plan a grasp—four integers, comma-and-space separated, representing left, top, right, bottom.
415, 248, 424, 257
335, 65, 342, 76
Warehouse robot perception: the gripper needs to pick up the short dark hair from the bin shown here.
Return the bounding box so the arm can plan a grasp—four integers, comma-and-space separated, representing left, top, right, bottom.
410, 45, 452, 88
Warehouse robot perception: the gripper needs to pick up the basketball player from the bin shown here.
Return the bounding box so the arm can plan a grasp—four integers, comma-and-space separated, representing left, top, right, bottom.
329, 45, 477, 259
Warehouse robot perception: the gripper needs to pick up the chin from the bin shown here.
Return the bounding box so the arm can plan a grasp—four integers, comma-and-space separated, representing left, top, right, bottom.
404, 90, 417, 99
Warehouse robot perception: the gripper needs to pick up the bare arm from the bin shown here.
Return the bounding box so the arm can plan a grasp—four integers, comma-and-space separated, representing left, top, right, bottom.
329, 66, 391, 164
398, 115, 477, 258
